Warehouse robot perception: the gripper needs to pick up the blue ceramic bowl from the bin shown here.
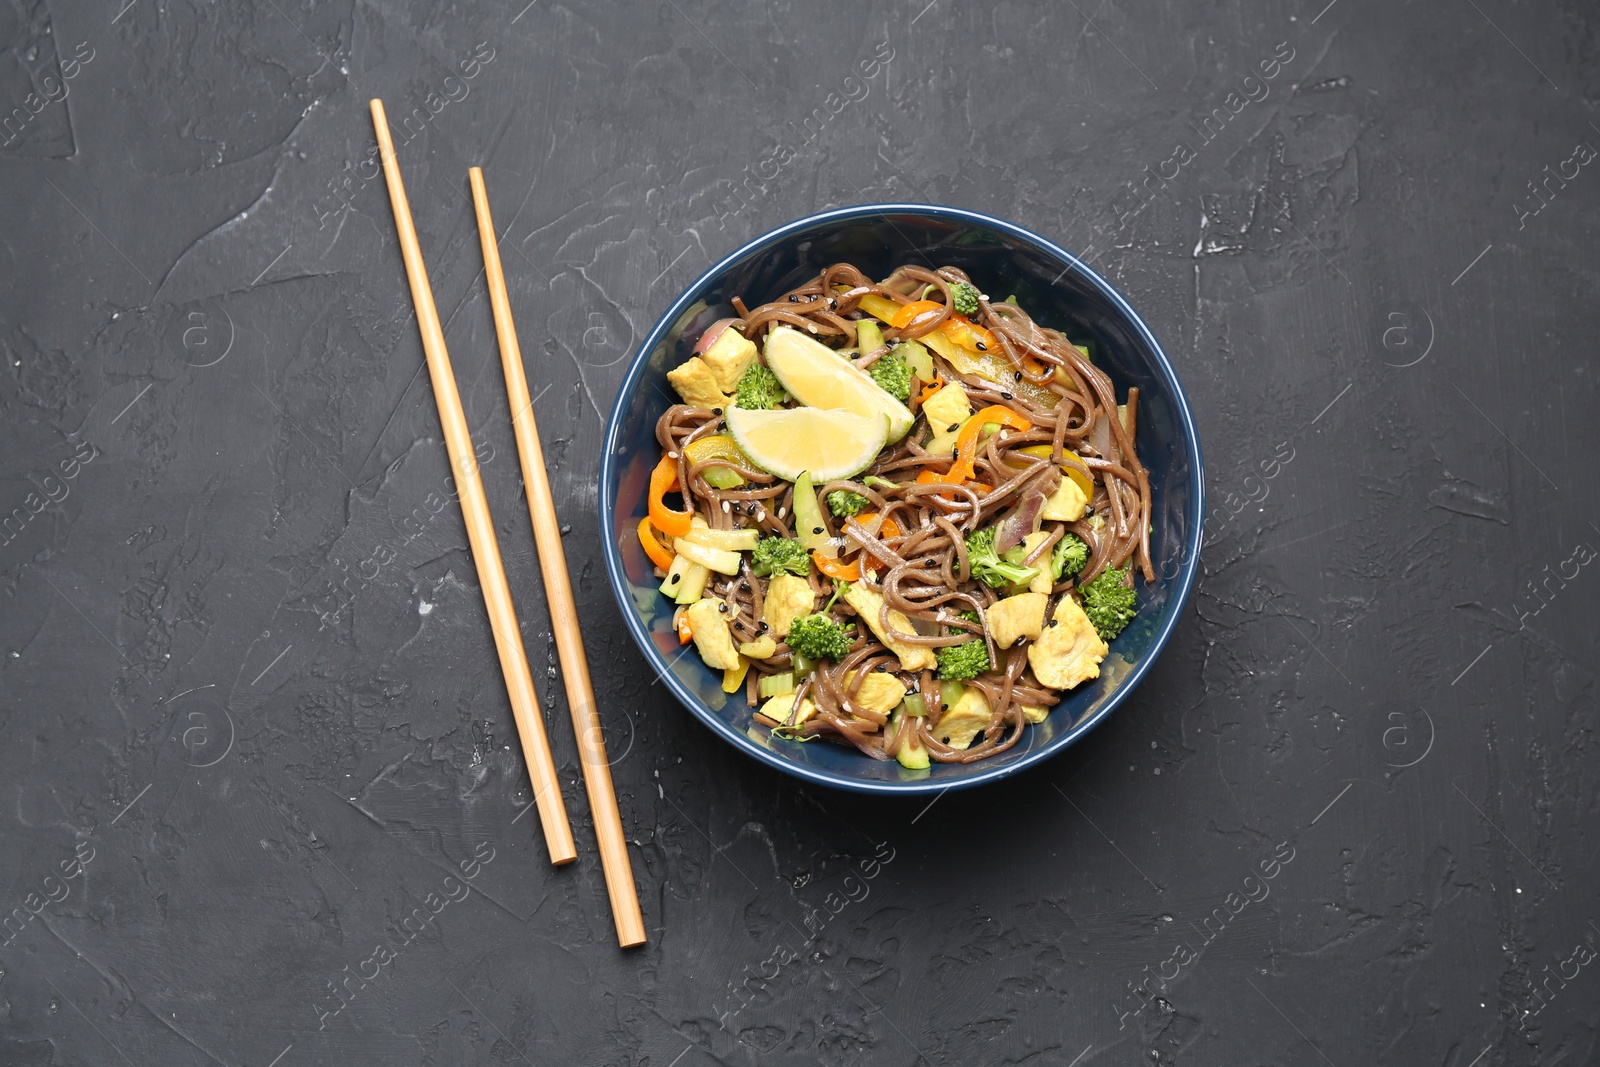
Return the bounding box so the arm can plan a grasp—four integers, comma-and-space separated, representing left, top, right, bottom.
599, 204, 1203, 794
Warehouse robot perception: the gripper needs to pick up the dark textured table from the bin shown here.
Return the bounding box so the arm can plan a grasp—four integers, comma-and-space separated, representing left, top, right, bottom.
3, 0, 1597, 1064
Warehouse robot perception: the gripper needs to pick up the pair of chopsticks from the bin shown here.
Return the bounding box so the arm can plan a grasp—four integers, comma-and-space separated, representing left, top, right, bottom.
369, 99, 645, 948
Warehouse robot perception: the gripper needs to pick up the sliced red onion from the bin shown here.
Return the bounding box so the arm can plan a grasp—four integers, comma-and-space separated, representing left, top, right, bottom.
693, 318, 740, 355
994, 486, 1047, 554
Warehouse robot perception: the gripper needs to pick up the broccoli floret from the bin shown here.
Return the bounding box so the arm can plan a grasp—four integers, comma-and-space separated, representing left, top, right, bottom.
827, 490, 870, 517
936, 638, 990, 681
785, 613, 854, 661
949, 281, 981, 317
957, 609, 982, 624
735, 361, 785, 410
1080, 566, 1137, 642
868, 349, 913, 402
751, 535, 809, 578
964, 527, 1038, 589
1052, 533, 1089, 580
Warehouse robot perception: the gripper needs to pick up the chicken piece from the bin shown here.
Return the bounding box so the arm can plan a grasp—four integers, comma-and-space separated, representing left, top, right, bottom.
685, 597, 741, 670
754, 694, 815, 728
739, 636, 778, 660
1027, 594, 1109, 690
699, 329, 758, 393
933, 686, 991, 749
761, 575, 814, 639
841, 583, 938, 671
1040, 472, 1089, 522
921, 379, 970, 435
986, 592, 1047, 649
1020, 704, 1050, 724
842, 671, 907, 715
666, 356, 732, 410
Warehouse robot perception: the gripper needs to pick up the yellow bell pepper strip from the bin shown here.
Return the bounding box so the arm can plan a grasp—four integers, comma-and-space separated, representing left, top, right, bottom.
1017, 444, 1095, 499
637, 517, 676, 571
649, 454, 693, 537
682, 434, 747, 490
947, 405, 1033, 483
812, 550, 861, 582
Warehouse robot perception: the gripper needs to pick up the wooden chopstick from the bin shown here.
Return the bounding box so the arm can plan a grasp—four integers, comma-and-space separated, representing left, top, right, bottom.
467, 167, 647, 948
369, 100, 577, 866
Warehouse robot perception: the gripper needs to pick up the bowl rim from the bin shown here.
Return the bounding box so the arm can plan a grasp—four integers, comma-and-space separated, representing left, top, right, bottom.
598, 202, 1204, 794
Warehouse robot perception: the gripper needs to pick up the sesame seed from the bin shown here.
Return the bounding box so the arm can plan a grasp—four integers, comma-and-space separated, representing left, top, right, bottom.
722, 501, 731, 513
789, 294, 801, 302
778, 506, 787, 518
975, 342, 987, 351
812, 526, 823, 535
669, 574, 680, 584
713, 407, 723, 416
718, 602, 728, 613
1001, 392, 1013, 400
947, 423, 959, 432
739, 581, 750, 592
667, 451, 679, 460
758, 622, 769, 632
1014, 371, 1023, 381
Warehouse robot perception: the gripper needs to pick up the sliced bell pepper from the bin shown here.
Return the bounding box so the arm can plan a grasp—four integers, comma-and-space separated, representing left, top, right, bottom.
1016, 445, 1095, 499
683, 434, 747, 490
675, 612, 693, 644
915, 376, 946, 408
946, 405, 1033, 483
637, 516, 676, 570
649, 454, 693, 537
812, 550, 860, 582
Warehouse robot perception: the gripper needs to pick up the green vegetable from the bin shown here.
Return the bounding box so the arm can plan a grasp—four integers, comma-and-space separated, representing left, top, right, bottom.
868, 349, 913, 402
953, 609, 982, 626
1052, 533, 1089, 580
786, 613, 853, 660
863, 475, 900, 491
758, 671, 795, 698
856, 320, 885, 358
939, 680, 967, 711
898, 341, 933, 383
827, 490, 870, 517
660, 556, 711, 604
937, 639, 990, 681
792, 652, 818, 677
964, 527, 1038, 589
734, 361, 785, 410
901, 693, 928, 717
793, 471, 829, 551
891, 702, 929, 769
751, 535, 808, 578
949, 280, 981, 317
771, 724, 816, 742
1080, 566, 1137, 642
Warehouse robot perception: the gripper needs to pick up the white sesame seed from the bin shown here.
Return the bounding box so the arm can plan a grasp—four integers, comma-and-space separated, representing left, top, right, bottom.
721, 500, 731, 513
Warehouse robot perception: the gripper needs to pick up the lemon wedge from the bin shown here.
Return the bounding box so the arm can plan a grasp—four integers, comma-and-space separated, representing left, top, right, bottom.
764, 326, 915, 442
725, 406, 888, 482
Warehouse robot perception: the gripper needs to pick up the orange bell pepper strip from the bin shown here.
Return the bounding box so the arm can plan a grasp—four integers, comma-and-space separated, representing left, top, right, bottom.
637, 517, 676, 571
914, 376, 945, 408
812, 551, 860, 582
675, 613, 693, 644
891, 300, 1000, 355
648, 454, 693, 537
946, 405, 1032, 483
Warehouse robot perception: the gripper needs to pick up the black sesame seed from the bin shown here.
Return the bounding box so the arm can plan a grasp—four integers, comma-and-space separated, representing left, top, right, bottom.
788, 294, 801, 303
1014, 371, 1023, 381
739, 581, 751, 592
758, 622, 769, 632
975, 342, 988, 351
947, 423, 960, 433
1001, 392, 1013, 400
713, 407, 723, 416
812, 526, 823, 535
1049, 618, 1059, 627
718, 602, 728, 613
925, 558, 935, 566
669, 574, 680, 584
827, 298, 837, 308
